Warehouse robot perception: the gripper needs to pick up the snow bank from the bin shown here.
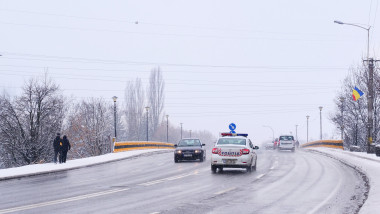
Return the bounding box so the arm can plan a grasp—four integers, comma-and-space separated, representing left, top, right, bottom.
308, 147, 380, 214
0, 149, 171, 180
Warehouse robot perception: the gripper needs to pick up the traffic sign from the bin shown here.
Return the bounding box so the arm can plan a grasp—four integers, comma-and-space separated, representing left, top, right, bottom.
229, 123, 236, 131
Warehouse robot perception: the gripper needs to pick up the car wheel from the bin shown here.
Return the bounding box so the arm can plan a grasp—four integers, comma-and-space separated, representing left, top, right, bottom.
253, 159, 257, 171
200, 155, 204, 162
211, 165, 217, 173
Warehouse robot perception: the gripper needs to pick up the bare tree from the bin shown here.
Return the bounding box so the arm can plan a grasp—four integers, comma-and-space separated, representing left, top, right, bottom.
148, 67, 165, 140
124, 78, 145, 141
0, 77, 65, 167
64, 98, 113, 158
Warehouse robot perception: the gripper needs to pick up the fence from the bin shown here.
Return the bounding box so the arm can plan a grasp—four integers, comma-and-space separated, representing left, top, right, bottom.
113, 141, 175, 153
300, 140, 343, 149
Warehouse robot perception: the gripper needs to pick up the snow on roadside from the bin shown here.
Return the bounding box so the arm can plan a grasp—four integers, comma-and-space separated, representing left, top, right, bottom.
0, 149, 171, 180
308, 147, 380, 214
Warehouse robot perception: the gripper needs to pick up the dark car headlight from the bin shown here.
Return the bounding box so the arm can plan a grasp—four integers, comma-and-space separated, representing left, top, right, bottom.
175, 150, 182, 154
194, 150, 201, 153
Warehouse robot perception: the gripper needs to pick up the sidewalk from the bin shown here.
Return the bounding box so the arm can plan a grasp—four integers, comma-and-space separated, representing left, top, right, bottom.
0, 149, 172, 181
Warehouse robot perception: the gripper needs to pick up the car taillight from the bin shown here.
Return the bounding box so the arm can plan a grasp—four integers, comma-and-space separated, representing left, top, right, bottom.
242, 148, 250, 155
212, 148, 219, 154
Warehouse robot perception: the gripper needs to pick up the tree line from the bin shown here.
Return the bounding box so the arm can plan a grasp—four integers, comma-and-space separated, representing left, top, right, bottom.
331, 64, 380, 151
0, 68, 215, 168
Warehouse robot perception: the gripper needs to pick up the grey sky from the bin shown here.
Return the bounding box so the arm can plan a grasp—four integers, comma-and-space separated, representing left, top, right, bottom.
0, 0, 379, 143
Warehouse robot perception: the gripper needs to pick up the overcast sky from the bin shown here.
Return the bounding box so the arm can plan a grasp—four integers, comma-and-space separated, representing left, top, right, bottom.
1, 0, 379, 144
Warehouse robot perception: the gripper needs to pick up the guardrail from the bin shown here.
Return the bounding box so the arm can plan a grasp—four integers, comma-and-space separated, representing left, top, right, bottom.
113, 141, 175, 153
301, 140, 343, 149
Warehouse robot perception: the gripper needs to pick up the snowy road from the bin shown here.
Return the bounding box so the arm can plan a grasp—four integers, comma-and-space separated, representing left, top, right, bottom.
0, 149, 367, 214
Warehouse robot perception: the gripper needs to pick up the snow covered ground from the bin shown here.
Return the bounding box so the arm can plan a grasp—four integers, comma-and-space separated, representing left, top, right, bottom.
307, 147, 380, 214
0, 149, 171, 181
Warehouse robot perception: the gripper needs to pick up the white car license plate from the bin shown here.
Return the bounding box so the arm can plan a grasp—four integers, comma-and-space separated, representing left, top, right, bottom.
223, 159, 236, 164
184, 154, 192, 157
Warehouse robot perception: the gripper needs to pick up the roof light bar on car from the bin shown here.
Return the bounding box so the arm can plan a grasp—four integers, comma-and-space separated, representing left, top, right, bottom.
220, 133, 248, 137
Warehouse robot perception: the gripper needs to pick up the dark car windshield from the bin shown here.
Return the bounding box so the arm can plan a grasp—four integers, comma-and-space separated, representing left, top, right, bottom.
178, 139, 201, 147
280, 136, 294, 141
217, 138, 246, 145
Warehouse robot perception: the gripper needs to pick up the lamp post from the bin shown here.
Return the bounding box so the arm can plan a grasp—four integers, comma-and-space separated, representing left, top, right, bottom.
334, 20, 375, 153
339, 97, 345, 142
306, 115, 310, 143
166, 115, 169, 142
319, 106, 323, 140
295, 125, 298, 141
112, 96, 118, 139
145, 107, 150, 141
263, 125, 274, 142
180, 123, 183, 139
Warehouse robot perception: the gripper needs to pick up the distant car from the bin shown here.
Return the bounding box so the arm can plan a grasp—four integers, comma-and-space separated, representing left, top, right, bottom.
211, 133, 259, 173
273, 138, 279, 149
278, 135, 295, 152
174, 138, 206, 162
264, 141, 275, 150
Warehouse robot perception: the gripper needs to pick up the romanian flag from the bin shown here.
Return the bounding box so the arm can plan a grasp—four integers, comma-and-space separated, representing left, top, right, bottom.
352, 87, 364, 101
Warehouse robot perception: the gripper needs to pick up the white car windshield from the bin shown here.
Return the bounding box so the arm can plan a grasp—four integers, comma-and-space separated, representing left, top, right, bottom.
280, 136, 294, 141
217, 138, 246, 145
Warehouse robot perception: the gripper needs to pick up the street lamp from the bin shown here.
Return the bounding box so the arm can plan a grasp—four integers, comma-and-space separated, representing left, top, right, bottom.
262, 125, 274, 142
334, 20, 370, 58
112, 96, 118, 139
295, 125, 298, 141
306, 115, 310, 143
180, 123, 183, 139
166, 115, 169, 142
339, 97, 345, 142
145, 107, 150, 141
319, 106, 323, 140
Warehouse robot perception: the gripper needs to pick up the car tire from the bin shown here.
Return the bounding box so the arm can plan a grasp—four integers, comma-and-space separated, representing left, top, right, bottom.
253, 159, 257, 171
200, 155, 204, 162
211, 165, 217, 173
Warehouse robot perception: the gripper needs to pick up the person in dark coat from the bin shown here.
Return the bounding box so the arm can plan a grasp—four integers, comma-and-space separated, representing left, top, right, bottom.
53, 133, 63, 164
62, 135, 71, 163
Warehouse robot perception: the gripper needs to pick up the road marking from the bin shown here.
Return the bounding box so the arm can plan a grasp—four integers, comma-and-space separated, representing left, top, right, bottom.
0, 188, 130, 214
256, 174, 265, 179
214, 187, 237, 195
139, 171, 199, 186
149, 212, 160, 214
270, 161, 278, 170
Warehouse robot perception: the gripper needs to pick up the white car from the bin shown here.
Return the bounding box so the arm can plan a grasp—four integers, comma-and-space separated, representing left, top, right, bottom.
278, 135, 295, 152
211, 133, 259, 173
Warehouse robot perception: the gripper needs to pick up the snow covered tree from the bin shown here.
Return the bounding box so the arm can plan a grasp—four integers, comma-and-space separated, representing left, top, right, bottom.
0, 77, 65, 167
147, 67, 165, 140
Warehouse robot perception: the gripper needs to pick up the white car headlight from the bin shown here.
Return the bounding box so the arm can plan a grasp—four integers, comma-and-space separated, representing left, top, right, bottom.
176, 150, 182, 154
195, 150, 201, 153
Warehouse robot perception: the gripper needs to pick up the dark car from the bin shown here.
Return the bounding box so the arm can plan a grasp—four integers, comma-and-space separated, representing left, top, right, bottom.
174, 138, 206, 162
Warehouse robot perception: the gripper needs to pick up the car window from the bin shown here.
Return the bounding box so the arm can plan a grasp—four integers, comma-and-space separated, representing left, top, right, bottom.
280, 136, 294, 141
178, 139, 201, 147
217, 138, 246, 145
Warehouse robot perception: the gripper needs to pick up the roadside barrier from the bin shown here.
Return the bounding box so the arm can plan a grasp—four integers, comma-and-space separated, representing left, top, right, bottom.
113, 141, 175, 153
301, 140, 343, 149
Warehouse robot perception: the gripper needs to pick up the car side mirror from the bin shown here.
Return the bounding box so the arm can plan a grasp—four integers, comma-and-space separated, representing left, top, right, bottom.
255, 146, 259, 150
202, 144, 206, 146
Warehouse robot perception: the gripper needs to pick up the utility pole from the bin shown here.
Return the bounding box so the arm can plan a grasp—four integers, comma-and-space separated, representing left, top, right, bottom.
306, 115, 310, 143
295, 125, 298, 141
180, 123, 183, 139
363, 58, 377, 153
166, 115, 169, 142
319, 106, 323, 140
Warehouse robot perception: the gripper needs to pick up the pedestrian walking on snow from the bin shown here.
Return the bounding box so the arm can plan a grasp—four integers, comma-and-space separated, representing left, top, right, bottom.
53, 133, 63, 164
62, 135, 71, 163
